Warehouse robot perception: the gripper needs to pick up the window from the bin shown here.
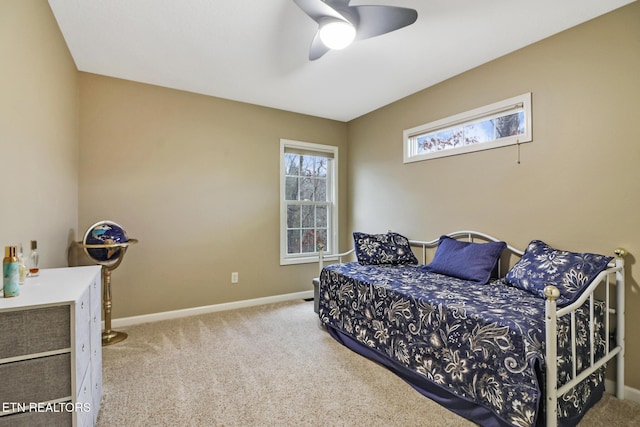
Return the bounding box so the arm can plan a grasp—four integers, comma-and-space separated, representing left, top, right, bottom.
404, 93, 532, 163
280, 139, 338, 265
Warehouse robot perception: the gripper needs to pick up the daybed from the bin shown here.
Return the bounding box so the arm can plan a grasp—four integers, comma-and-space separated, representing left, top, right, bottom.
314, 231, 625, 427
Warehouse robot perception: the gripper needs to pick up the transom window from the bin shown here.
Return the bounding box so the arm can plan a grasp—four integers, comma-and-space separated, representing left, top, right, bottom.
404, 93, 532, 163
280, 139, 338, 265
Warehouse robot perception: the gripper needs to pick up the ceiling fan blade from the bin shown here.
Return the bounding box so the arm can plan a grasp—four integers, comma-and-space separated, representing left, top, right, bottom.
309, 31, 331, 60
352, 5, 418, 41
293, 0, 347, 23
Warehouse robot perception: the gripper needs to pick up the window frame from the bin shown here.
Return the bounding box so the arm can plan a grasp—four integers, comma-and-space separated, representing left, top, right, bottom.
279, 139, 339, 266
403, 93, 532, 163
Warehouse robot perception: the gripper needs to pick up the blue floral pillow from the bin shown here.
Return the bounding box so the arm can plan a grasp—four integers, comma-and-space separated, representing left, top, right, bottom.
505, 240, 613, 307
422, 236, 506, 285
353, 232, 418, 265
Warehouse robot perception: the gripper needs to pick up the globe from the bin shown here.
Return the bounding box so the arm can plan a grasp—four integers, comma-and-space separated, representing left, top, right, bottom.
83, 220, 129, 266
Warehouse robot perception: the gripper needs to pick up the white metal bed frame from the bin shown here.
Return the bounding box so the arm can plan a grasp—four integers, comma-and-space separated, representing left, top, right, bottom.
317, 230, 626, 427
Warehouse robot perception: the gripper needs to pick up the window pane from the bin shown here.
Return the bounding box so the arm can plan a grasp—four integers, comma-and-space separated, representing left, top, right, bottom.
299, 177, 326, 201
300, 156, 315, 176
300, 177, 314, 201
316, 158, 327, 177
301, 205, 314, 228
315, 206, 327, 227
300, 155, 327, 178
463, 120, 494, 145
316, 229, 327, 251
314, 178, 327, 201
495, 111, 524, 138
285, 177, 299, 201
287, 230, 300, 254
416, 113, 525, 151
417, 127, 463, 154
285, 153, 300, 176
301, 229, 315, 253
287, 205, 300, 228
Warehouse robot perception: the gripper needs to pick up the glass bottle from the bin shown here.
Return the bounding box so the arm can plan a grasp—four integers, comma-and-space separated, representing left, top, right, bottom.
28, 240, 39, 277
3, 246, 20, 297
17, 244, 28, 284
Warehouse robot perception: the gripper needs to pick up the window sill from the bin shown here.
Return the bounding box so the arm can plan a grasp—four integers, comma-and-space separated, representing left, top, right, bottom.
280, 256, 323, 266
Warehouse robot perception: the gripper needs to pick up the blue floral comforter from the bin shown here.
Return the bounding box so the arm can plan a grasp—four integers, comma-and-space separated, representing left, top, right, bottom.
318, 262, 606, 427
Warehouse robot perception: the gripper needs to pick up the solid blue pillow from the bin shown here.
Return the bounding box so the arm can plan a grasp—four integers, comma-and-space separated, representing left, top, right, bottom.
422, 236, 507, 285
353, 232, 418, 265
505, 240, 613, 307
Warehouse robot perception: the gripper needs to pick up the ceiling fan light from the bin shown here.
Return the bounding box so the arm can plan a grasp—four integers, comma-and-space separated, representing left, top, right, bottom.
319, 20, 356, 50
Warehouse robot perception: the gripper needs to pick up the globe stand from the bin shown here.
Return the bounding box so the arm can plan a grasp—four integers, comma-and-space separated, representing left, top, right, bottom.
76, 239, 138, 346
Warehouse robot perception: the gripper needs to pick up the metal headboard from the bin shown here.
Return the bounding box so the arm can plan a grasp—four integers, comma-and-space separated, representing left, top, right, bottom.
318, 230, 524, 276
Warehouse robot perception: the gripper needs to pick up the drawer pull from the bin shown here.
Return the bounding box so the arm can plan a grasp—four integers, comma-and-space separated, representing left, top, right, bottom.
81, 301, 84, 310
82, 344, 85, 352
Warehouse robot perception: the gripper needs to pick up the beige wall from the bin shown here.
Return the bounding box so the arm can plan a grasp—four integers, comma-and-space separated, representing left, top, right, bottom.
77, 74, 348, 318
347, 3, 640, 389
0, 0, 79, 268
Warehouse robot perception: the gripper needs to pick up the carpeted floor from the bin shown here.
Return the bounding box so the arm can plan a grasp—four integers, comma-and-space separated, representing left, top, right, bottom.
97, 300, 640, 426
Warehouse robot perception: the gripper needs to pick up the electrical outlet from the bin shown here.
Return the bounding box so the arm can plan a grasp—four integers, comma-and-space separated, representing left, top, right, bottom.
231, 272, 239, 284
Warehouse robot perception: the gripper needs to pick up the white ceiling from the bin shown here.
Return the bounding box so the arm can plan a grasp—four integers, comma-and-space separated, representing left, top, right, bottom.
48, 0, 634, 122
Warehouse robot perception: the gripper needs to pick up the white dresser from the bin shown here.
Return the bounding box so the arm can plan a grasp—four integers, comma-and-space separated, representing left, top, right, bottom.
0, 266, 103, 427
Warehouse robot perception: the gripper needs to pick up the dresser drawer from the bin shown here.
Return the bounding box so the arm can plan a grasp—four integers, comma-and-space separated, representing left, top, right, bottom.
0, 409, 71, 427
75, 287, 92, 387
0, 306, 70, 359
0, 353, 71, 404
90, 276, 101, 315
76, 366, 94, 427
75, 286, 91, 338
91, 365, 102, 424
90, 321, 102, 414
90, 277, 102, 365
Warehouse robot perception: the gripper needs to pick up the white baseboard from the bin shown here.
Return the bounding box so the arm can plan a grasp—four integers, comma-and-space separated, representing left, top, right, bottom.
605, 379, 640, 403
110, 290, 314, 329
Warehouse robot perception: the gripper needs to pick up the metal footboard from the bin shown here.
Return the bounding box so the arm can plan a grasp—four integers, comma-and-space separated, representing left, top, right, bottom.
544, 248, 626, 427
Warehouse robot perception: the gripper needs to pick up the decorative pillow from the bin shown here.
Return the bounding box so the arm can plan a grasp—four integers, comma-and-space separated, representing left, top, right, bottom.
422, 236, 506, 285
505, 240, 613, 307
353, 232, 418, 265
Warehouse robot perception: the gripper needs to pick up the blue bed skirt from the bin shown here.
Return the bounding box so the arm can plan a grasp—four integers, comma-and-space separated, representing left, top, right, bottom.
325, 325, 604, 427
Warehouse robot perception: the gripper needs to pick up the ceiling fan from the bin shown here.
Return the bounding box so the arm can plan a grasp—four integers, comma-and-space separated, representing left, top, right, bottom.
294, 0, 418, 60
